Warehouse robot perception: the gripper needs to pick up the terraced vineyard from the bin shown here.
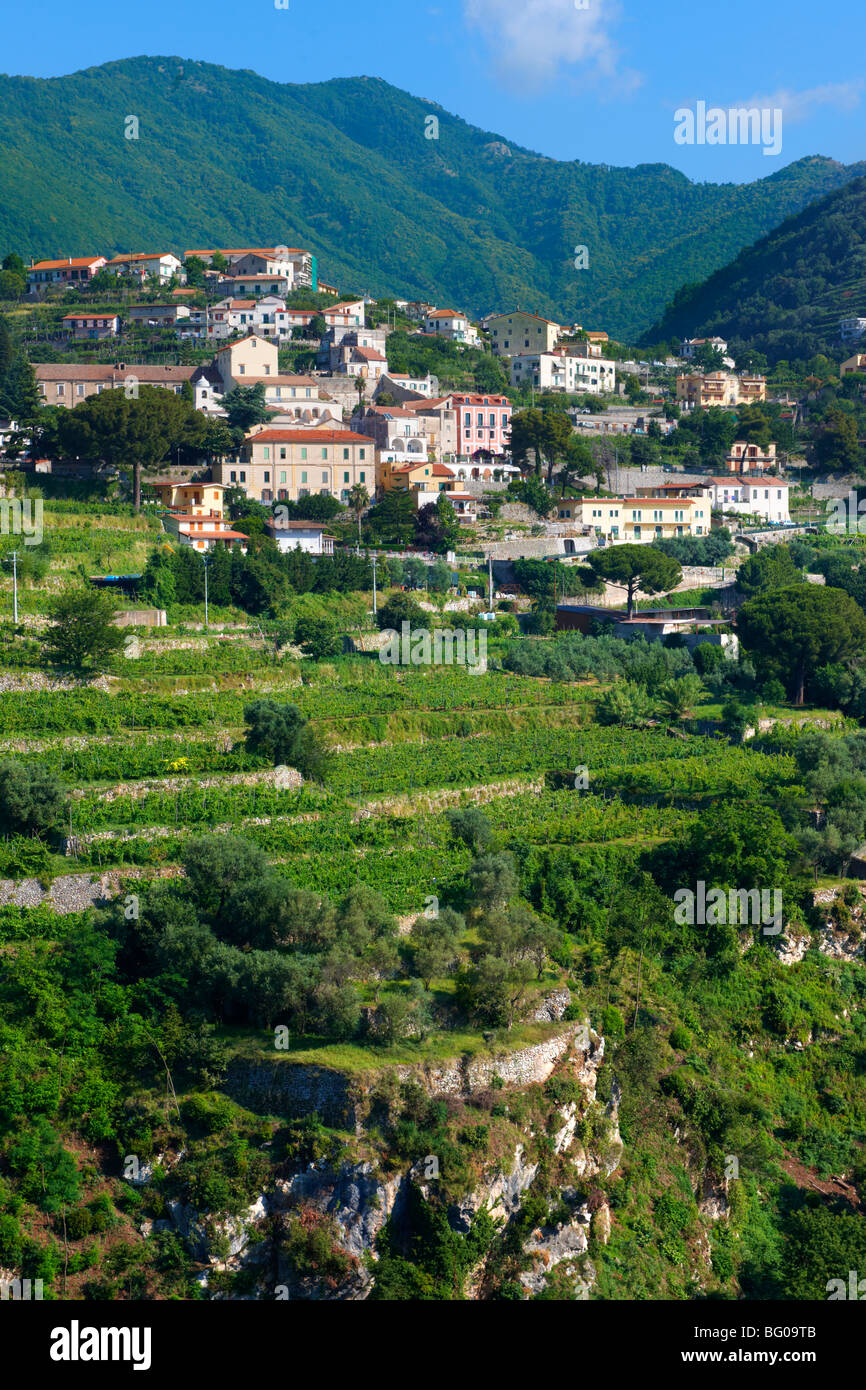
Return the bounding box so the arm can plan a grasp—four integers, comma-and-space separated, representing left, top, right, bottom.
0, 632, 805, 909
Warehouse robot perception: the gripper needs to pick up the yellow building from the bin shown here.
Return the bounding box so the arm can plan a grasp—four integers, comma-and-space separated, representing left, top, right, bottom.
381, 460, 457, 494
579, 496, 709, 542
149, 480, 227, 516
676, 371, 766, 408
841, 353, 866, 378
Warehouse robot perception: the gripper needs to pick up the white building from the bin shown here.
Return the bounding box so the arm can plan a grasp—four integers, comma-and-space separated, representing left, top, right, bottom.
681, 336, 729, 359
377, 371, 436, 399
104, 253, 183, 285
265, 518, 335, 556
422, 311, 480, 346
840, 317, 866, 342
509, 351, 616, 395
705, 476, 791, 524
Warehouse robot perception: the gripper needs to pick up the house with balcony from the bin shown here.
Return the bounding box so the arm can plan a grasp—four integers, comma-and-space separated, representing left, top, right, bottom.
216, 273, 293, 299
676, 371, 766, 409
509, 350, 616, 395
422, 310, 480, 346
449, 393, 512, 458
579, 496, 709, 542
400, 397, 459, 460
350, 405, 431, 464
149, 480, 228, 515
186, 246, 317, 289
27, 256, 107, 290
840, 317, 866, 342
104, 253, 183, 285
725, 440, 777, 474
705, 477, 790, 524
161, 510, 248, 553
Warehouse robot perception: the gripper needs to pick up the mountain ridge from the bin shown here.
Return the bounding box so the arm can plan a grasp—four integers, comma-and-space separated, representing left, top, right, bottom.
643, 175, 866, 362
1, 56, 864, 336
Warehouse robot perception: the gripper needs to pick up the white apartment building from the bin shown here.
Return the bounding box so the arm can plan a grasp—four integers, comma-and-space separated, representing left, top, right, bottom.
509, 351, 616, 395
840, 317, 866, 342
706, 476, 791, 524
422, 311, 480, 346
104, 253, 183, 285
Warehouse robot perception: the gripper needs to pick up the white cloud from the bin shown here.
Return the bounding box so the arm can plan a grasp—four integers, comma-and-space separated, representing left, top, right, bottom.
733, 81, 864, 123
463, 0, 640, 91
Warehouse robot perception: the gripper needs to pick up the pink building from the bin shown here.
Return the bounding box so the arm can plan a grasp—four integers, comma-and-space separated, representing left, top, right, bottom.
27, 256, 107, 289
448, 393, 512, 457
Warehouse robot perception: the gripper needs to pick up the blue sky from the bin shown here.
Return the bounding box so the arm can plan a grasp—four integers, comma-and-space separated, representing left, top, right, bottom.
4, 0, 864, 182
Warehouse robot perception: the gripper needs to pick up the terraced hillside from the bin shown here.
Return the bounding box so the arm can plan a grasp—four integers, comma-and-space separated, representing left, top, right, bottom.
1, 504, 865, 1303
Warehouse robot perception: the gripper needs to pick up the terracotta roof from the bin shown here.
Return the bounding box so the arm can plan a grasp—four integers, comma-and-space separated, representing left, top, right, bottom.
426, 311, 464, 320
710, 476, 789, 487
62, 313, 117, 321
449, 394, 510, 405
351, 347, 387, 362
35, 363, 194, 382
616, 497, 701, 506
488, 311, 560, 327
164, 511, 225, 521
105, 253, 176, 264
30, 257, 104, 271
215, 334, 272, 349
243, 375, 327, 388
184, 247, 296, 257
219, 273, 291, 282
177, 528, 249, 540
245, 430, 372, 444
152, 480, 225, 490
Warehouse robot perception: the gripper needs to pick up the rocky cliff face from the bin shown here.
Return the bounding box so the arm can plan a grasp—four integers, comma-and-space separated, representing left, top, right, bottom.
153, 1018, 621, 1299
223, 1017, 595, 1131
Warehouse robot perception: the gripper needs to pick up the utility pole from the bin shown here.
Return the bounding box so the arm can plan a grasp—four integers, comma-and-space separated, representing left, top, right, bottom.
10, 551, 19, 623
488, 552, 493, 609
203, 553, 209, 628
372, 554, 378, 616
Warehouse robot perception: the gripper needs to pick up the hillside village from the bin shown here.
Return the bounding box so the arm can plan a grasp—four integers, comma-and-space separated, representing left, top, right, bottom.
2, 221, 866, 1315
1, 240, 824, 566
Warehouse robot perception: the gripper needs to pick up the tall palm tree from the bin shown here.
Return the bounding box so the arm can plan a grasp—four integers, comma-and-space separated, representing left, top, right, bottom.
348, 483, 370, 548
